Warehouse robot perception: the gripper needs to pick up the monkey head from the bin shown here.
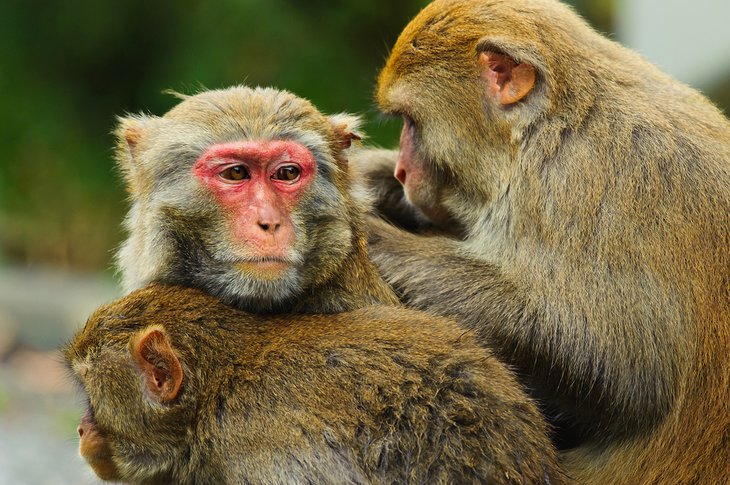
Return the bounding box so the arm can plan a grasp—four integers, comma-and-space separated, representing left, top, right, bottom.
65, 301, 194, 483
115, 87, 363, 310
374, 0, 576, 229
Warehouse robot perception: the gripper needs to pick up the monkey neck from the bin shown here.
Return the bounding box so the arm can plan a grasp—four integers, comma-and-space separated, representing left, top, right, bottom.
294, 232, 399, 313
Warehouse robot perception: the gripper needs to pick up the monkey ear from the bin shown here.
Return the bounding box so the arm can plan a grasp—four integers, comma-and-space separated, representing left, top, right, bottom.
131, 326, 183, 403
477, 49, 536, 105
115, 114, 151, 163
114, 115, 155, 196
329, 113, 364, 150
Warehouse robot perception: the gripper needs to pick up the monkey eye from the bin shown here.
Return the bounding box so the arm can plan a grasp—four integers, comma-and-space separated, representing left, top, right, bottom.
272, 165, 301, 182
219, 165, 250, 181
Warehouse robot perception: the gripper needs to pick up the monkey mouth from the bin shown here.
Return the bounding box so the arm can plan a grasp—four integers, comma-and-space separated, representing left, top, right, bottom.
78, 411, 121, 481
234, 257, 294, 276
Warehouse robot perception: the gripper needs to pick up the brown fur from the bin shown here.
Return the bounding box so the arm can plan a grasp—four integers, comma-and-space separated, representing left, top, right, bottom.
65, 284, 567, 484
361, 0, 730, 483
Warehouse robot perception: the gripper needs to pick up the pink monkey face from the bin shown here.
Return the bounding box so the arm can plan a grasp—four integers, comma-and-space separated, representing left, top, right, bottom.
394, 115, 451, 226
193, 140, 316, 275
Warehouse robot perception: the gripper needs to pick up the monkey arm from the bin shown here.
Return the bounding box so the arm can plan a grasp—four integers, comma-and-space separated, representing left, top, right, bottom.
367, 217, 682, 446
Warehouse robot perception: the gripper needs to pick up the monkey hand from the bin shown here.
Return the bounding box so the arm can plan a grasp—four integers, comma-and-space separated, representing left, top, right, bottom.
366, 215, 516, 333
366, 215, 458, 291
367, 215, 416, 251
349, 147, 398, 183
350, 149, 426, 229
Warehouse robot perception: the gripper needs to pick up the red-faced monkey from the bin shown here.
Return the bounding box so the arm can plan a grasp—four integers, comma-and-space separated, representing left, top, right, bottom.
360, 0, 730, 483
115, 86, 396, 313
66, 283, 567, 484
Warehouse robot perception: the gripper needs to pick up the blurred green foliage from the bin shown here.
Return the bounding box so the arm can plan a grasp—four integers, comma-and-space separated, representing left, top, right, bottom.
0, 0, 727, 272
0, 0, 427, 270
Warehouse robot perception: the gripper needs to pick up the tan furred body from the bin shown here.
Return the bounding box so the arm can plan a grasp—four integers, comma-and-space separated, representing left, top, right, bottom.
66, 284, 567, 484
366, 0, 730, 483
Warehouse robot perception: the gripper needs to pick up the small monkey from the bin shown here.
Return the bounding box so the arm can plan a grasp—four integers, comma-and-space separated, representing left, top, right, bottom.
66, 283, 566, 484
359, 0, 730, 483
115, 86, 397, 313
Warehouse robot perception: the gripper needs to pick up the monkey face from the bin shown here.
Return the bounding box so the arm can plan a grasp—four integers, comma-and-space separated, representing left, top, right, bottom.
76, 408, 121, 481
193, 139, 317, 265
375, 1, 541, 231
115, 87, 363, 311
187, 137, 334, 309
392, 114, 454, 226
193, 140, 315, 288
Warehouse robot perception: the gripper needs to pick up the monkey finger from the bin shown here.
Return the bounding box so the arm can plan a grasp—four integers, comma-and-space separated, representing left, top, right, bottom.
365, 215, 411, 246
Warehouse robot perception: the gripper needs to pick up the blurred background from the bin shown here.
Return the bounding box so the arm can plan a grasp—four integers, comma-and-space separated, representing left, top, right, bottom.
0, 0, 728, 483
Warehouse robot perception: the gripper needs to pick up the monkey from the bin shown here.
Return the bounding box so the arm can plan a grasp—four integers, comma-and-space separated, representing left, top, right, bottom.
114, 86, 398, 314
355, 0, 730, 483
65, 283, 568, 484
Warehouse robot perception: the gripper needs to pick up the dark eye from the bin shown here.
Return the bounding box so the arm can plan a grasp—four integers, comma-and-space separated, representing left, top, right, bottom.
219, 165, 250, 181
273, 165, 301, 182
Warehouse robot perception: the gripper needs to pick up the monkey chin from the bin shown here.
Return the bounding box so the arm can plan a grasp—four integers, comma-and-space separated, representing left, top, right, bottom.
403, 186, 454, 229
407, 197, 455, 230
208, 263, 302, 312
84, 455, 120, 482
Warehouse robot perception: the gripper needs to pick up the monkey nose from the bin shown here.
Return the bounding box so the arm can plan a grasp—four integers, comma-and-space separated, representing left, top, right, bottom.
77, 424, 85, 438
258, 222, 281, 233
395, 167, 407, 185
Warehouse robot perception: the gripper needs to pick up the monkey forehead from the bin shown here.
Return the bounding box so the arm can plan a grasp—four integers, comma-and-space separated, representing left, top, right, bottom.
382, 0, 567, 57
377, 2, 487, 114
164, 86, 331, 136
195, 140, 316, 168
149, 87, 338, 174
66, 295, 160, 363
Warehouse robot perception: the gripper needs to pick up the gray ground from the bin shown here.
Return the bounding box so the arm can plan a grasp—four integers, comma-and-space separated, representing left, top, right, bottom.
0, 266, 120, 485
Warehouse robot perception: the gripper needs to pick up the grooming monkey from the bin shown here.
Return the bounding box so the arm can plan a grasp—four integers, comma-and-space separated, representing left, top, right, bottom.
66, 286, 568, 483
93, 86, 566, 483
115, 86, 396, 313
358, 0, 730, 483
